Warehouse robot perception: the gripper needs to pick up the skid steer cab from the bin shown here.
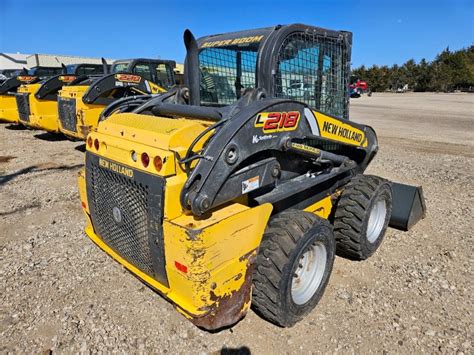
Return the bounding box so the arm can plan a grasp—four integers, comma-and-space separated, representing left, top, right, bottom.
57, 58, 176, 140
16, 63, 107, 133
0, 67, 60, 124
79, 24, 426, 330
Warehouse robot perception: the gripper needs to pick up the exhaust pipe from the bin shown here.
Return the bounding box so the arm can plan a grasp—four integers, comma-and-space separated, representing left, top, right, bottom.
183, 29, 200, 106
101, 57, 108, 74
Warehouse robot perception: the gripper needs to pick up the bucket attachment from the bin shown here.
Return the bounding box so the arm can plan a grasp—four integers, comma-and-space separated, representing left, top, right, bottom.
389, 182, 426, 231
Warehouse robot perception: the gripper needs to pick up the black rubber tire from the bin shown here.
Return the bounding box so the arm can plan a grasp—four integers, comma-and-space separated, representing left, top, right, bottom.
252, 210, 335, 327
334, 174, 392, 260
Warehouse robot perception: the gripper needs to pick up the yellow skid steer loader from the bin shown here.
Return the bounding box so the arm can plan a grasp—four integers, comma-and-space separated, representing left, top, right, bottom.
17, 63, 106, 133
79, 24, 426, 330
57, 58, 176, 140
0, 67, 61, 124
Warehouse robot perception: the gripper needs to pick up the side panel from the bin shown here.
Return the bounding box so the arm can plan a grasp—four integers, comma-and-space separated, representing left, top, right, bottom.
163, 203, 273, 329
0, 95, 20, 123
28, 95, 60, 132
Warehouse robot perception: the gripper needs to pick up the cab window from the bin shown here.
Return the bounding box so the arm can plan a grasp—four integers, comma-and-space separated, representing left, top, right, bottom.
76, 65, 104, 76
111, 62, 130, 73
132, 64, 153, 82
274, 32, 347, 118
151, 63, 174, 89
198, 42, 259, 106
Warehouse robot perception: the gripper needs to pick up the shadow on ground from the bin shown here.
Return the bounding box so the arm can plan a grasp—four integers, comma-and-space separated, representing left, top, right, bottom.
75, 144, 86, 153
3, 124, 27, 130
33, 132, 68, 141
0, 202, 42, 217
0, 164, 83, 186
221, 347, 251, 355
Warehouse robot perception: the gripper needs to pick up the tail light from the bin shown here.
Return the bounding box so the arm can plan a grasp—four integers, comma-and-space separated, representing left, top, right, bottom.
87, 136, 92, 148
153, 156, 163, 172
94, 138, 99, 151
141, 152, 149, 167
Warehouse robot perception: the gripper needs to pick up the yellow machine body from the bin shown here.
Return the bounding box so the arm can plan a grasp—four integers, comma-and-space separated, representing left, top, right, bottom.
78, 112, 335, 329
58, 82, 165, 140
58, 85, 105, 139
23, 84, 61, 133
0, 94, 20, 123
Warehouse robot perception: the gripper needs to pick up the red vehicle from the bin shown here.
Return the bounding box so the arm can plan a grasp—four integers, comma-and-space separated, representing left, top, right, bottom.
349, 76, 368, 93
349, 76, 372, 97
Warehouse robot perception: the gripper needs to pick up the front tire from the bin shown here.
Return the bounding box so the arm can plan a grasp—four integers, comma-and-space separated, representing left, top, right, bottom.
252, 210, 335, 327
334, 175, 392, 260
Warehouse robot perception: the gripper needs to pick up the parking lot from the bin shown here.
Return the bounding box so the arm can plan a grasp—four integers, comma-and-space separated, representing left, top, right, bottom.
0, 92, 472, 353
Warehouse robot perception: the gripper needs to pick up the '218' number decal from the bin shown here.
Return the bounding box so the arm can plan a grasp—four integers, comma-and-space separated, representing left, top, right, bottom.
255, 111, 300, 133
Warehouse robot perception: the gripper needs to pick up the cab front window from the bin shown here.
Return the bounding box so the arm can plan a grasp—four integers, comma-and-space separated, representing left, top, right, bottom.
198, 41, 260, 106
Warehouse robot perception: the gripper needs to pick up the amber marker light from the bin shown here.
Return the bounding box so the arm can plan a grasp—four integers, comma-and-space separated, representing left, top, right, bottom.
153, 156, 163, 172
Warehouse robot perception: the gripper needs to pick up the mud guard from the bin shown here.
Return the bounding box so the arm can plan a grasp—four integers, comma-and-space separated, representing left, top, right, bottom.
389, 183, 426, 231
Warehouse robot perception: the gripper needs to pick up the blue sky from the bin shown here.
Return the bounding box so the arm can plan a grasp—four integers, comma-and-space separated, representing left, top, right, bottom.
0, 0, 472, 67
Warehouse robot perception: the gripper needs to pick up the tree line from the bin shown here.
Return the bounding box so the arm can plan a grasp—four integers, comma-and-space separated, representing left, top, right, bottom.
351, 45, 474, 92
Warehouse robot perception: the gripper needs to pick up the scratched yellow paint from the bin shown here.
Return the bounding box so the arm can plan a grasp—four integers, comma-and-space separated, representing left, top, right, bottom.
80, 160, 272, 317
77, 109, 338, 323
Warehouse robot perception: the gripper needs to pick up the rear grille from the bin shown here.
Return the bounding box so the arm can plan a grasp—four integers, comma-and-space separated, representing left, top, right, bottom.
58, 97, 77, 132
86, 153, 168, 286
15, 93, 30, 122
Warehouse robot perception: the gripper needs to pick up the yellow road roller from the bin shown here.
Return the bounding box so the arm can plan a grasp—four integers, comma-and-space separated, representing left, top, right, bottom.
57, 58, 176, 140
79, 25, 426, 330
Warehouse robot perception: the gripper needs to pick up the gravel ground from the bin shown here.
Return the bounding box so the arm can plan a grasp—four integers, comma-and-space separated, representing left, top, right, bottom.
0, 93, 473, 353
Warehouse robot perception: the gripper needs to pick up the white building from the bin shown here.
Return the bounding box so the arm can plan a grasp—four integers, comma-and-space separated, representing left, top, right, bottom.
26, 54, 114, 68
0, 53, 29, 70
0, 52, 114, 71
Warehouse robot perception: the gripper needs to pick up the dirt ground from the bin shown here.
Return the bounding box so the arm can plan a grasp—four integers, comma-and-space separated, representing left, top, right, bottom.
1, 92, 473, 353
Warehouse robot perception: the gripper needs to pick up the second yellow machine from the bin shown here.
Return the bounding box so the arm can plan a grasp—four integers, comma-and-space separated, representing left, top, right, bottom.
16, 63, 106, 132
0, 66, 62, 124
57, 58, 177, 140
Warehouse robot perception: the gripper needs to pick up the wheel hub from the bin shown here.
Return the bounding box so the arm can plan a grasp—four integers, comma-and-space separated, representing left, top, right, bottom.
367, 199, 387, 243
291, 241, 327, 305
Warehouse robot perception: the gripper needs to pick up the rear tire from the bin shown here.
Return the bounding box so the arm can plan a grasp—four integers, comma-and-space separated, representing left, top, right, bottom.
334, 174, 392, 260
252, 210, 335, 327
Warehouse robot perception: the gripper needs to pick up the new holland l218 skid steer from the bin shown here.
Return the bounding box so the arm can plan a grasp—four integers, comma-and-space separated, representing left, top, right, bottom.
0, 66, 62, 124
78, 24, 426, 330
57, 58, 176, 140
16, 63, 107, 133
